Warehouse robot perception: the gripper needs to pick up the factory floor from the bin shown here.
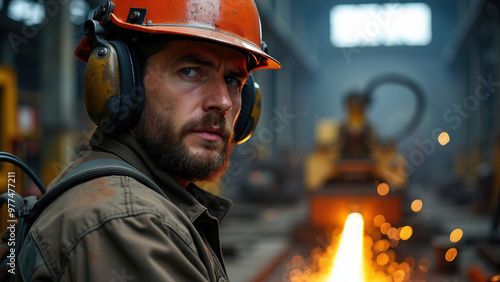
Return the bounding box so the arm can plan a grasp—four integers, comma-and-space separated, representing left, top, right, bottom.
221, 184, 500, 282
221, 200, 308, 282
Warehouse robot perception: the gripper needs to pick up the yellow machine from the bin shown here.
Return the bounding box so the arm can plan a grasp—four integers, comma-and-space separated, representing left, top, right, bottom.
0, 66, 19, 154
0, 66, 20, 185
305, 74, 425, 227
0, 66, 21, 229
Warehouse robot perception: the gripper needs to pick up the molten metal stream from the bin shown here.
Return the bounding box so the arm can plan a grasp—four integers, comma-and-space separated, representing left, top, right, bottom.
329, 212, 365, 282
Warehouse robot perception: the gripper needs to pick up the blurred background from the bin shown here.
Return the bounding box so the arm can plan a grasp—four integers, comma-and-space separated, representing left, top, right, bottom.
1, 0, 500, 281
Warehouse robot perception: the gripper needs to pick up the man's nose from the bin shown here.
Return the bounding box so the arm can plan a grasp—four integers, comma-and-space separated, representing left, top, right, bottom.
203, 80, 233, 114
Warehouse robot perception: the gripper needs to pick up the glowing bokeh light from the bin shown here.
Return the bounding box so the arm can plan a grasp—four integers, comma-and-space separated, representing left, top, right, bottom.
400, 226, 413, 241
438, 132, 450, 146
393, 269, 406, 282
445, 248, 458, 262
449, 229, 463, 243
387, 227, 399, 240
374, 239, 389, 253
411, 199, 423, 212
364, 236, 374, 249
377, 183, 390, 196
374, 215, 385, 227
377, 253, 389, 266
380, 222, 392, 234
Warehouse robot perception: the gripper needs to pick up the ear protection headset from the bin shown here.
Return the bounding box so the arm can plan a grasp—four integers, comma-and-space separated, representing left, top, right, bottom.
82, 20, 261, 144
235, 75, 261, 144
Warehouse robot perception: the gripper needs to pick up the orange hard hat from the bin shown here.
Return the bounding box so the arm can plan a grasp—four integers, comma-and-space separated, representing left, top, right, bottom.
76, 0, 281, 71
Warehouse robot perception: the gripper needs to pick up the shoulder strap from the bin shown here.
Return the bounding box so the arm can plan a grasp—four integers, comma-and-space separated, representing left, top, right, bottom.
27, 158, 169, 220
5, 159, 168, 282
0, 193, 25, 216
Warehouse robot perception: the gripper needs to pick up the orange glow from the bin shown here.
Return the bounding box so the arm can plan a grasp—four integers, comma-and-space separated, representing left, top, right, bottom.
445, 248, 458, 262
450, 229, 463, 243
400, 226, 413, 240
288, 215, 419, 281
364, 236, 374, 249
377, 183, 390, 196
380, 222, 392, 234
374, 215, 385, 227
387, 228, 399, 240
386, 250, 396, 264
411, 199, 423, 212
377, 253, 389, 266
374, 239, 389, 253
438, 132, 450, 146
392, 270, 406, 282
329, 213, 365, 282
400, 262, 411, 273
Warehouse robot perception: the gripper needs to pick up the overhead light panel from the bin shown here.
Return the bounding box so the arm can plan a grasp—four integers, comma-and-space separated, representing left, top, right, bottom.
330, 3, 432, 48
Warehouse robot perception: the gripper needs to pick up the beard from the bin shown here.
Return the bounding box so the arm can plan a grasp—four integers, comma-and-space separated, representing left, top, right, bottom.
135, 100, 235, 182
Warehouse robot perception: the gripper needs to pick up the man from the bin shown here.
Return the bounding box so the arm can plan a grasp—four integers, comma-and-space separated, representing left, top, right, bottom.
17, 0, 280, 281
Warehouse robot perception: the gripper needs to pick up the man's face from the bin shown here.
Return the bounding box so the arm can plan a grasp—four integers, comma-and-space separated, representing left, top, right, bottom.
134, 40, 249, 184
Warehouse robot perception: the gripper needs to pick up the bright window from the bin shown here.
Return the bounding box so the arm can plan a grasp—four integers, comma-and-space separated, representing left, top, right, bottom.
330, 3, 432, 47
8, 0, 45, 26
7, 0, 90, 26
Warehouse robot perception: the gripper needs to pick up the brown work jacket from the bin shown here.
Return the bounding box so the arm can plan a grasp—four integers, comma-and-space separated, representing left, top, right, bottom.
17, 128, 232, 281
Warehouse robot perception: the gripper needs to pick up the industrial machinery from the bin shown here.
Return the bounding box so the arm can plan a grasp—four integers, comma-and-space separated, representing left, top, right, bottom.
0, 66, 21, 230
0, 66, 19, 166
305, 74, 426, 227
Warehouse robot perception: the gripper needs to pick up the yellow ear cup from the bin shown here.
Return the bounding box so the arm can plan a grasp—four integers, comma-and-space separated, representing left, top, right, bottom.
83, 42, 121, 126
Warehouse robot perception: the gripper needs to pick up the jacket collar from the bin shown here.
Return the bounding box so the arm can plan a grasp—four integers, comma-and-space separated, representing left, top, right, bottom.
89, 128, 232, 224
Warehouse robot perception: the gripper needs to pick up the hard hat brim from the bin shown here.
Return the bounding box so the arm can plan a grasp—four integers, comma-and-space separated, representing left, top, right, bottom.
76, 15, 281, 71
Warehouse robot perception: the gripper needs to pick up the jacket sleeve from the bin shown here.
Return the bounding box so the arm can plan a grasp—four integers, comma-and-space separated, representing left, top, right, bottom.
31, 213, 211, 282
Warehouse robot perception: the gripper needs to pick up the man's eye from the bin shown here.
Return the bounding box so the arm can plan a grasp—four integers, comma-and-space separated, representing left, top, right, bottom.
180, 68, 197, 76
225, 77, 241, 88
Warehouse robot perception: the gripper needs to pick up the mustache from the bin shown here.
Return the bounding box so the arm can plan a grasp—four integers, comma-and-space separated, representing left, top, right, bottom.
180, 114, 234, 141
